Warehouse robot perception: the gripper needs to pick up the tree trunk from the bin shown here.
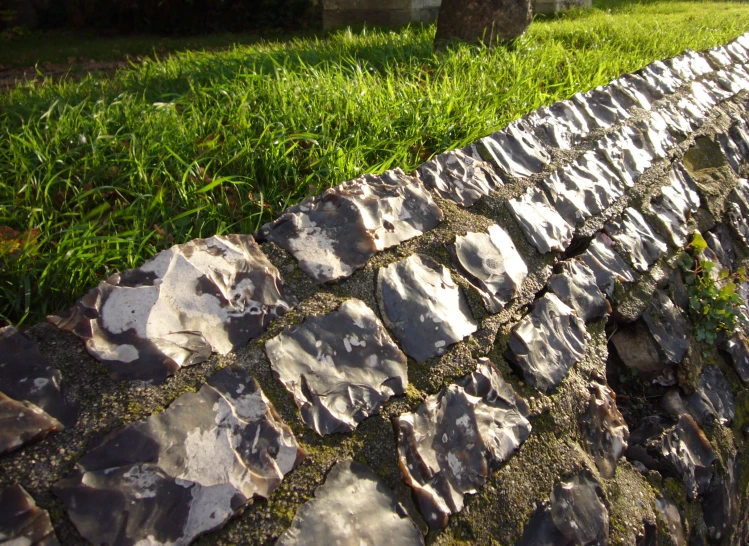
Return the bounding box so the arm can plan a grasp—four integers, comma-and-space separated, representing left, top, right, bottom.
434, 0, 533, 48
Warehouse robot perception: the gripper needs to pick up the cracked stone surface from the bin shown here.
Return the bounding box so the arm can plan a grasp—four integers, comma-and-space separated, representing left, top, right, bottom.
527, 99, 592, 149
49, 235, 296, 384
377, 254, 477, 363
596, 126, 656, 186
580, 383, 629, 479
612, 73, 662, 110
572, 87, 630, 129
642, 290, 690, 365
451, 225, 528, 313
605, 208, 668, 273
396, 360, 531, 529
477, 121, 551, 179
505, 293, 589, 393
550, 470, 610, 546
257, 168, 443, 282
547, 260, 609, 323
276, 460, 423, 546
0, 326, 77, 428
579, 232, 638, 297
506, 187, 574, 254
266, 299, 408, 436
417, 149, 502, 207
686, 365, 736, 427
640, 60, 683, 94
0, 485, 60, 546
53, 366, 304, 546
0, 392, 63, 456
542, 151, 626, 227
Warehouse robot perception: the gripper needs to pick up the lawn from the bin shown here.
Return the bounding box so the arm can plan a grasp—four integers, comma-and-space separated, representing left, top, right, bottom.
2, 0, 749, 326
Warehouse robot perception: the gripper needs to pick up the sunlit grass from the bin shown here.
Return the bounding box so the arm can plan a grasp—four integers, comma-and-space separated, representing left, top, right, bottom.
2, 1, 749, 325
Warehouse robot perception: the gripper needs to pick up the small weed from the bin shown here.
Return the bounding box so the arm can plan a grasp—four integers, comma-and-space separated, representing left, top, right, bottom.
677, 233, 747, 344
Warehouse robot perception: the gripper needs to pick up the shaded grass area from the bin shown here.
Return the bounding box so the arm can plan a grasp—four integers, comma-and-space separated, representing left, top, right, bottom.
2, 1, 749, 325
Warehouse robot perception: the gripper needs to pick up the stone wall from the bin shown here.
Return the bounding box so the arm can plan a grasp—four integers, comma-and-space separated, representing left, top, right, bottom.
3, 33, 749, 546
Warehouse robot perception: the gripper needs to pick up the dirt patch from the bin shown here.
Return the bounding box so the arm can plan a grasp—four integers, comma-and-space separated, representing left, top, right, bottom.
0, 58, 133, 90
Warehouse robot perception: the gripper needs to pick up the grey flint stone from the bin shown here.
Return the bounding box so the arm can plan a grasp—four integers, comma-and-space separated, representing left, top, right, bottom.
377, 254, 477, 363
604, 208, 668, 273
0, 326, 78, 427
689, 82, 718, 114
0, 485, 60, 546
572, 87, 630, 129
705, 224, 736, 269
579, 232, 638, 297
451, 225, 528, 314
661, 415, 716, 500
655, 497, 686, 546
611, 73, 662, 110
643, 290, 689, 365
667, 50, 713, 80
723, 334, 749, 383
728, 179, 749, 244
658, 101, 696, 137
720, 131, 745, 173
257, 168, 443, 283
515, 503, 568, 546
550, 470, 610, 546
634, 112, 677, 159
48, 235, 296, 384
547, 260, 609, 323
701, 79, 736, 102
726, 40, 749, 63
580, 383, 629, 479
266, 299, 408, 436
276, 460, 424, 546
596, 126, 655, 186
417, 149, 503, 207
715, 66, 749, 95
526, 99, 592, 149
477, 121, 551, 179
542, 150, 626, 227
686, 365, 736, 427
396, 360, 531, 529
610, 322, 667, 376
505, 293, 589, 393
702, 458, 741, 543
506, 187, 574, 254
639, 60, 683, 95
706, 45, 733, 69
675, 95, 709, 127
648, 164, 701, 247
0, 392, 62, 456
53, 366, 305, 546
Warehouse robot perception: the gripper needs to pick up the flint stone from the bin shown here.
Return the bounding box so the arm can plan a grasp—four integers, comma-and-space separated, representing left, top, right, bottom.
580, 383, 629, 479
649, 165, 701, 247
642, 290, 689, 365
662, 415, 716, 500
675, 95, 709, 127
634, 112, 677, 159
433, 0, 532, 46
689, 82, 718, 113
266, 299, 408, 436
527, 99, 592, 149
705, 224, 736, 269
506, 187, 574, 254
707, 45, 734, 69
257, 168, 443, 283
655, 497, 686, 546
0, 392, 63, 456
377, 254, 477, 363
579, 232, 638, 297
54, 366, 305, 546
726, 40, 749, 63
0, 485, 60, 546
720, 131, 745, 174
596, 126, 656, 186
611, 73, 663, 110
547, 260, 609, 323
0, 326, 77, 427
49, 235, 296, 384
721, 334, 749, 383
396, 360, 531, 529
477, 122, 551, 179
658, 101, 697, 137
572, 87, 630, 129
639, 60, 683, 95
542, 150, 626, 227
686, 365, 736, 427
506, 293, 589, 393
417, 149, 503, 207
728, 179, 749, 245
515, 503, 568, 546
605, 208, 668, 273
451, 225, 528, 314
276, 460, 423, 546
702, 458, 741, 544
550, 470, 609, 546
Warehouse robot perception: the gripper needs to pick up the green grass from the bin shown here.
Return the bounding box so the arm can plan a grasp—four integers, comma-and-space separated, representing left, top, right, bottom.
2, 1, 749, 326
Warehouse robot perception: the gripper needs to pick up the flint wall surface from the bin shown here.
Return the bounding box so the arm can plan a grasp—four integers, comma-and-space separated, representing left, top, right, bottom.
3, 33, 749, 546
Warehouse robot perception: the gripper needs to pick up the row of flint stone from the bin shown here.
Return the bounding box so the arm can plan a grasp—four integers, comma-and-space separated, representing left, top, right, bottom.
3, 31, 749, 546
